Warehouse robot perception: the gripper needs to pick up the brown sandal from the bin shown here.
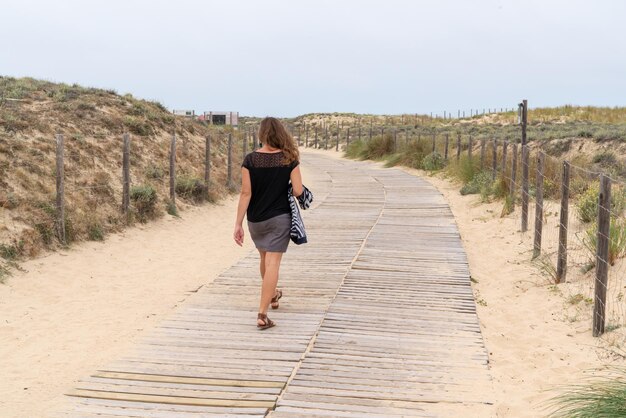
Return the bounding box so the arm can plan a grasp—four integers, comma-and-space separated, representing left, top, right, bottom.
271, 289, 283, 310
257, 313, 275, 330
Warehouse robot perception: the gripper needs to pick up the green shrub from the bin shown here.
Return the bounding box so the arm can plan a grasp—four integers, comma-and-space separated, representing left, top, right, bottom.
76, 102, 96, 112
582, 218, 626, 266
363, 135, 394, 159
577, 184, 626, 223
129, 102, 147, 116
149, 100, 169, 113
547, 368, 626, 418
384, 153, 403, 168
344, 139, 368, 159
130, 185, 158, 222
176, 177, 206, 203
0, 242, 22, 260
166, 200, 178, 217
61, 213, 76, 244
146, 164, 165, 180
396, 139, 428, 169
578, 185, 600, 223
51, 84, 81, 102
460, 171, 493, 196
592, 151, 617, 167
421, 152, 445, 171
35, 222, 54, 245
124, 116, 151, 136
501, 194, 514, 217
450, 155, 481, 185
87, 221, 105, 241
493, 176, 510, 199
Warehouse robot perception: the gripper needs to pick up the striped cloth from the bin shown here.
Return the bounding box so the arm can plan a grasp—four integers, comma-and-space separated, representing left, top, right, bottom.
288, 185, 313, 245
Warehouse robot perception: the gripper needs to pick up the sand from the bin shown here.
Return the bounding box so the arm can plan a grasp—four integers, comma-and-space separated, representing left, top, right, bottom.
1, 148, 621, 417
0, 196, 257, 416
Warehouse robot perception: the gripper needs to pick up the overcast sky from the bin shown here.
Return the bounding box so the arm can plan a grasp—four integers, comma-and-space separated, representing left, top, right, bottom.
2, 0, 625, 117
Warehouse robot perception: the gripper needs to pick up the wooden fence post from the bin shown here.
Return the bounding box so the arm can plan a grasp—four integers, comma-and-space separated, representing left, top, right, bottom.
253, 131, 258, 149
431, 133, 436, 153
533, 151, 545, 258
335, 123, 339, 151
480, 138, 486, 169
593, 174, 612, 337
227, 133, 233, 188
170, 133, 176, 204
305, 124, 309, 147
501, 140, 508, 174
444, 134, 449, 160
521, 144, 530, 232
358, 126, 361, 142
315, 126, 318, 148
556, 161, 570, 283
122, 133, 130, 215
521, 99, 528, 146
510, 142, 518, 209
394, 129, 398, 152
456, 134, 461, 162
243, 132, 248, 160
325, 126, 328, 150
346, 127, 350, 148
468, 135, 473, 161
492, 139, 498, 180
55, 133, 66, 244
205, 135, 211, 197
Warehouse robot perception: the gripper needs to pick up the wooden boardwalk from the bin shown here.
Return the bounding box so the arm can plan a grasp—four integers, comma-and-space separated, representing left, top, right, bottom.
57, 152, 493, 417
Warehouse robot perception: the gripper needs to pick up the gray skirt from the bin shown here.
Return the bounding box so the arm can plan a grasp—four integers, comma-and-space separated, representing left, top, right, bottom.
247, 213, 291, 253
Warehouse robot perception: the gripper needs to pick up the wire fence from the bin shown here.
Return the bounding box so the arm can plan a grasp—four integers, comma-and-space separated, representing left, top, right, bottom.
1, 128, 251, 252
3, 118, 625, 345
293, 125, 626, 346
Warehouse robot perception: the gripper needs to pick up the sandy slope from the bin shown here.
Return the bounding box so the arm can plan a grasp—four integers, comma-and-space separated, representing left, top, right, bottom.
0, 160, 322, 418
0, 196, 256, 416
1, 148, 621, 417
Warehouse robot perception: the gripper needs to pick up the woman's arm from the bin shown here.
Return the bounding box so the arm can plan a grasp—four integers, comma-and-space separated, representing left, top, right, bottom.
233, 168, 252, 246
290, 165, 303, 197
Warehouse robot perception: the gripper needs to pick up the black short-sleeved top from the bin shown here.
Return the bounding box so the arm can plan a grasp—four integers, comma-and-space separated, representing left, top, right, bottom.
242, 151, 299, 223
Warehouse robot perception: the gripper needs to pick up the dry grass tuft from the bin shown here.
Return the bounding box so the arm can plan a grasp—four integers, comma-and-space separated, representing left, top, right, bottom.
0, 76, 242, 263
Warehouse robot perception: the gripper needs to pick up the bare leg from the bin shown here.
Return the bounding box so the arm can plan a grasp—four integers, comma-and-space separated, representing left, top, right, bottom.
258, 250, 266, 281
259, 249, 280, 305
258, 252, 283, 325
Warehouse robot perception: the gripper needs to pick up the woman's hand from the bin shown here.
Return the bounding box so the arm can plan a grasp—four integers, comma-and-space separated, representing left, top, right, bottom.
233, 224, 245, 246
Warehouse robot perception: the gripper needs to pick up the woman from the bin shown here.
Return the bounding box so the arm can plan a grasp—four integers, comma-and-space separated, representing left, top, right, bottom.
234, 117, 303, 330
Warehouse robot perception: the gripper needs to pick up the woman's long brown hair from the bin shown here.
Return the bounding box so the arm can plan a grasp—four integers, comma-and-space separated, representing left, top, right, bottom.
258, 117, 299, 164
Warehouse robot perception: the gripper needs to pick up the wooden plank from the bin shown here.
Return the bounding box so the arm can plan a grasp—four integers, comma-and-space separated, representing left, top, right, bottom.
71, 397, 269, 414
66, 389, 275, 408
74, 381, 277, 402
92, 372, 284, 388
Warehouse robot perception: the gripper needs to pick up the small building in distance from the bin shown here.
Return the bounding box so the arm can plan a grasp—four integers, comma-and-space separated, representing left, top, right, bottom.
172, 109, 195, 117
202, 111, 239, 126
